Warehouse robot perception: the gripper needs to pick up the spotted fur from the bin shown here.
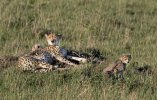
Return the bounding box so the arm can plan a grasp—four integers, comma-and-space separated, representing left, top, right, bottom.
18, 33, 77, 72
18, 55, 55, 72
103, 54, 131, 79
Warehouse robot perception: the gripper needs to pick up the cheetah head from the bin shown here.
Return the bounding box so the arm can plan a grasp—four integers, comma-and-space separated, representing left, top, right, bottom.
119, 54, 131, 64
32, 44, 42, 51
45, 33, 62, 46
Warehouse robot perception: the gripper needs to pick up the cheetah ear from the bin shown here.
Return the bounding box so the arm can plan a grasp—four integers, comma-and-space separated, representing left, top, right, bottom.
57, 34, 62, 39
45, 33, 48, 38
128, 54, 132, 59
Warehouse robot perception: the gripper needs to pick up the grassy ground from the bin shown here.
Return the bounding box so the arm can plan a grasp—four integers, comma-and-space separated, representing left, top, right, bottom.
0, 0, 157, 99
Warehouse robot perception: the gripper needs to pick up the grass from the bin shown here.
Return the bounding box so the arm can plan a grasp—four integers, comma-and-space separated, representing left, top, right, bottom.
0, 0, 157, 99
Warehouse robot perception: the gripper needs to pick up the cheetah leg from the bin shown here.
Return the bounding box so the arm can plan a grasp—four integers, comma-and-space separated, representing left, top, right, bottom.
119, 71, 125, 80
114, 70, 119, 80
35, 61, 56, 72
67, 56, 87, 63
55, 56, 77, 66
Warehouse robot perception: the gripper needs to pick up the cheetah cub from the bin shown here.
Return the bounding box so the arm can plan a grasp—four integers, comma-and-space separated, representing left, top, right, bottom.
103, 54, 131, 80
31, 44, 42, 51
18, 44, 54, 73
30, 44, 55, 64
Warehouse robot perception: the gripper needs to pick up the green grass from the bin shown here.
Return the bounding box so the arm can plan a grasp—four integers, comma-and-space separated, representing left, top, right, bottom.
0, 0, 157, 99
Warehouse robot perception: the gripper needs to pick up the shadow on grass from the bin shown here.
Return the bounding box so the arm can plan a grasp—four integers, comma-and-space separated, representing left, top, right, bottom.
67, 48, 106, 64
0, 56, 18, 70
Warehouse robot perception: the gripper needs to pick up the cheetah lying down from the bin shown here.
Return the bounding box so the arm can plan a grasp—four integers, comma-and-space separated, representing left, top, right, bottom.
18, 33, 87, 73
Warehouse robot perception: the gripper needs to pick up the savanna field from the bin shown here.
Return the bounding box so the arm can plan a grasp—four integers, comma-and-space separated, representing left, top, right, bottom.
0, 0, 157, 99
